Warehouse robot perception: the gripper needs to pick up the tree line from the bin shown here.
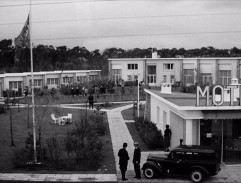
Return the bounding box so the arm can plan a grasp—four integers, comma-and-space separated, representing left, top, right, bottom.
1, 39, 241, 75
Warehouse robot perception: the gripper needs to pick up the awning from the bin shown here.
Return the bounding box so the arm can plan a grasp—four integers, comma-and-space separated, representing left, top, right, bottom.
203, 110, 241, 120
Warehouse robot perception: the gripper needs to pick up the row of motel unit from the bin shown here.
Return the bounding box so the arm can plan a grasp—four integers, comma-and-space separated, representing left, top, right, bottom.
144, 87, 241, 162
108, 56, 241, 87
0, 70, 101, 97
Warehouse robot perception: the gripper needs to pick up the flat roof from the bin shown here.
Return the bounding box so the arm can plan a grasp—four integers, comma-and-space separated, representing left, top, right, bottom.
145, 89, 241, 111
109, 57, 241, 61
0, 70, 101, 77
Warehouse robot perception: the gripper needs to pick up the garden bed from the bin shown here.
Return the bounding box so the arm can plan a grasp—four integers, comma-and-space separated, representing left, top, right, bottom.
0, 107, 115, 174
122, 107, 164, 151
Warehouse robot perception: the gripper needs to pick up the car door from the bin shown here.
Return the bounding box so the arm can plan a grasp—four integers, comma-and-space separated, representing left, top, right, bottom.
164, 151, 184, 175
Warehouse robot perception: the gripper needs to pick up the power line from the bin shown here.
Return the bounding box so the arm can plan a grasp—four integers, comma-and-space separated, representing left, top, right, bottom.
0, 0, 240, 8
1, 12, 241, 26
32, 30, 241, 41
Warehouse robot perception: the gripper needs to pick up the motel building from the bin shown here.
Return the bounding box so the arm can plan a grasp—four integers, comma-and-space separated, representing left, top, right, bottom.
144, 79, 241, 163
0, 70, 101, 97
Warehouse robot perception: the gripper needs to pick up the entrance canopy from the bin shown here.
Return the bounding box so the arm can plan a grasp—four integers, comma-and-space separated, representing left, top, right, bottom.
203, 110, 241, 120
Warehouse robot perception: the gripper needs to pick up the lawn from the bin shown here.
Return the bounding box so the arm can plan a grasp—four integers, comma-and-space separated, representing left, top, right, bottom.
0, 106, 116, 174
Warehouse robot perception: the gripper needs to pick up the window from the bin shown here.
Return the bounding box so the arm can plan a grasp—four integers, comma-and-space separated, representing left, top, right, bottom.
163, 75, 167, 83
127, 75, 132, 81
63, 77, 73, 84
171, 75, 175, 83
219, 70, 231, 86
77, 76, 87, 83
89, 75, 98, 81
9, 81, 23, 90
163, 63, 174, 70
47, 78, 59, 85
147, 65, 156, 83
29, 79, 42, 87
112, 69, 122, 82
200, 73, 212, 85
183, 69, 194, 84
128, 64, 138, 70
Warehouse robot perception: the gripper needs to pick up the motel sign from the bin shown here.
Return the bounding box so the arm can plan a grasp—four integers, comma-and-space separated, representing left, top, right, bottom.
196, 85, 241, 106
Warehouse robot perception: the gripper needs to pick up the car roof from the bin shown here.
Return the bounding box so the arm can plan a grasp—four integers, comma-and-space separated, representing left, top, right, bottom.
172, 145, 215, 153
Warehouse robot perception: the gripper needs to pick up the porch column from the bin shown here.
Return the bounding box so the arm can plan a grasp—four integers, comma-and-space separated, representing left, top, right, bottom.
185, 119, 193, 145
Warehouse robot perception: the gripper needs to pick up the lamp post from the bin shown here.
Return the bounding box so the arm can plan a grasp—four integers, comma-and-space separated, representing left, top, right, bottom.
137, 74, 140, 118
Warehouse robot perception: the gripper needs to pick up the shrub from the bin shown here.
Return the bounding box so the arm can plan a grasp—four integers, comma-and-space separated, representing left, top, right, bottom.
89, 114, 106, 136
135, 117, 163, 149
46, 137, 62, 163
62, 119, 103, 170
13, 148, 28, 168
0, 104, 6, 114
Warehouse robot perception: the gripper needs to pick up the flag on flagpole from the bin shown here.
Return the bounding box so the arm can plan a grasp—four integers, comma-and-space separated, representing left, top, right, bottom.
14, 14, 30, 48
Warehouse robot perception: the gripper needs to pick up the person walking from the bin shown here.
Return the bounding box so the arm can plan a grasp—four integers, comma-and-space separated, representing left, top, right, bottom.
87, 94, 94, 109
71, 87, 75, 98
164, 125, 172, 152
118, 143, 129, 181
75, 87, 79, 96
133, 141, 141, 179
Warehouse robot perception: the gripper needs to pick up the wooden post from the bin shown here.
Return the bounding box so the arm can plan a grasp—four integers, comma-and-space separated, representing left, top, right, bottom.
10, 108, 14, 146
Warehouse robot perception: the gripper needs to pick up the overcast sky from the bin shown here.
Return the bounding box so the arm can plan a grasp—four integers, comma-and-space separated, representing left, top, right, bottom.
1, 0, 241, 51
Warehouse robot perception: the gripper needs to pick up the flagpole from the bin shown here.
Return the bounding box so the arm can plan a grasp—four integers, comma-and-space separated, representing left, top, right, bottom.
29, 0, 37, 164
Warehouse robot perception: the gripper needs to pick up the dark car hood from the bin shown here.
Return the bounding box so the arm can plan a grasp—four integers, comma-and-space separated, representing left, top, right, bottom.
147, 153, 168, 161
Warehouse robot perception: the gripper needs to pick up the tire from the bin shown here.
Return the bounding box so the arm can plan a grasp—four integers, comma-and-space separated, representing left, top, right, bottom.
190, 170, 203, 183
143, 166, 156, 179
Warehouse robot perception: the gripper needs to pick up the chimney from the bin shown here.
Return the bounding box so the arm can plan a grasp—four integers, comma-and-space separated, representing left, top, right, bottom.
152, 48, 158, 58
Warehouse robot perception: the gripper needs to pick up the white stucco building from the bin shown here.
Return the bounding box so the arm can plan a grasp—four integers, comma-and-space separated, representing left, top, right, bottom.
108, 55, 241, 87
0, 70, 101, 97
144, 87, 241, 162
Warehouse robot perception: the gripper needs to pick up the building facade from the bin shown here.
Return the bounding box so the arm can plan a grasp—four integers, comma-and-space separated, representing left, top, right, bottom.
108, 56, 241, 87
144, 87, 241, 163
0, 70, 101, 97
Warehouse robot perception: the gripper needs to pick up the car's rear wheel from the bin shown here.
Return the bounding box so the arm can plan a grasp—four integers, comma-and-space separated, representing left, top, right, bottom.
190, 170, 203, 183
143, 166, 156, 179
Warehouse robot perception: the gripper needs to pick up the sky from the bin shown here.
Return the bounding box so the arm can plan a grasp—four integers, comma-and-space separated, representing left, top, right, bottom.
1, 0, 241, 51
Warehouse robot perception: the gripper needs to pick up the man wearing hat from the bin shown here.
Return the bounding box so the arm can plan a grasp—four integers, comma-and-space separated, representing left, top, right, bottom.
133, 141, 141, 179
118, 143, 130, 181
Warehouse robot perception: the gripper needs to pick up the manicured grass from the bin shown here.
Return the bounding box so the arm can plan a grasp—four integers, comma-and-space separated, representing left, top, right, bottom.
121, 105, 145, 120
125, 122, 149, 151
0, 107, 116, 174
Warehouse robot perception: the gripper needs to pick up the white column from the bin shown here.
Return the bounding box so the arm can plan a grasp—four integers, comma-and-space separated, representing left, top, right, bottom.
185, 119, 193, 145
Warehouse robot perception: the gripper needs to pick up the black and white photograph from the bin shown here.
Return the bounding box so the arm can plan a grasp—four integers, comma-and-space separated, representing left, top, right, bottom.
0, 0, 241, 182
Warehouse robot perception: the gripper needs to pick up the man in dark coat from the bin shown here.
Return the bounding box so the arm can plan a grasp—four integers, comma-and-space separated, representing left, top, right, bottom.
75, 87, 79, 96
164, 124, 172, 152
71, 87, 75, 98
118, 143, 129, 181
87, 94, 94, 109
133, 141, 141, 179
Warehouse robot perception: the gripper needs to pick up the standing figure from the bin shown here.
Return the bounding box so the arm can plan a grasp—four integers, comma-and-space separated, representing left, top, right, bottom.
133, 142, 141, 179
88, 94, 94, 109
24, 87, 28, 98
180, 139, 184, 146
75, 87, 79, 96
71, 87, 75, 98
164, 125, 172, 152
118, 143, 129, 181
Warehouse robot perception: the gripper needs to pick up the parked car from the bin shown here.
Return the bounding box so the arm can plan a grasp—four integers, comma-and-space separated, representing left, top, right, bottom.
142, 145, 221, 183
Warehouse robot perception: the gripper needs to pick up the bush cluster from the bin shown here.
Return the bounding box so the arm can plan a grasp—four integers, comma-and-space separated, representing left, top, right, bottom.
13, 118, 103, 171
0, 104, 6, 114
89, 113, 106, 136
135, 117, 164, 149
